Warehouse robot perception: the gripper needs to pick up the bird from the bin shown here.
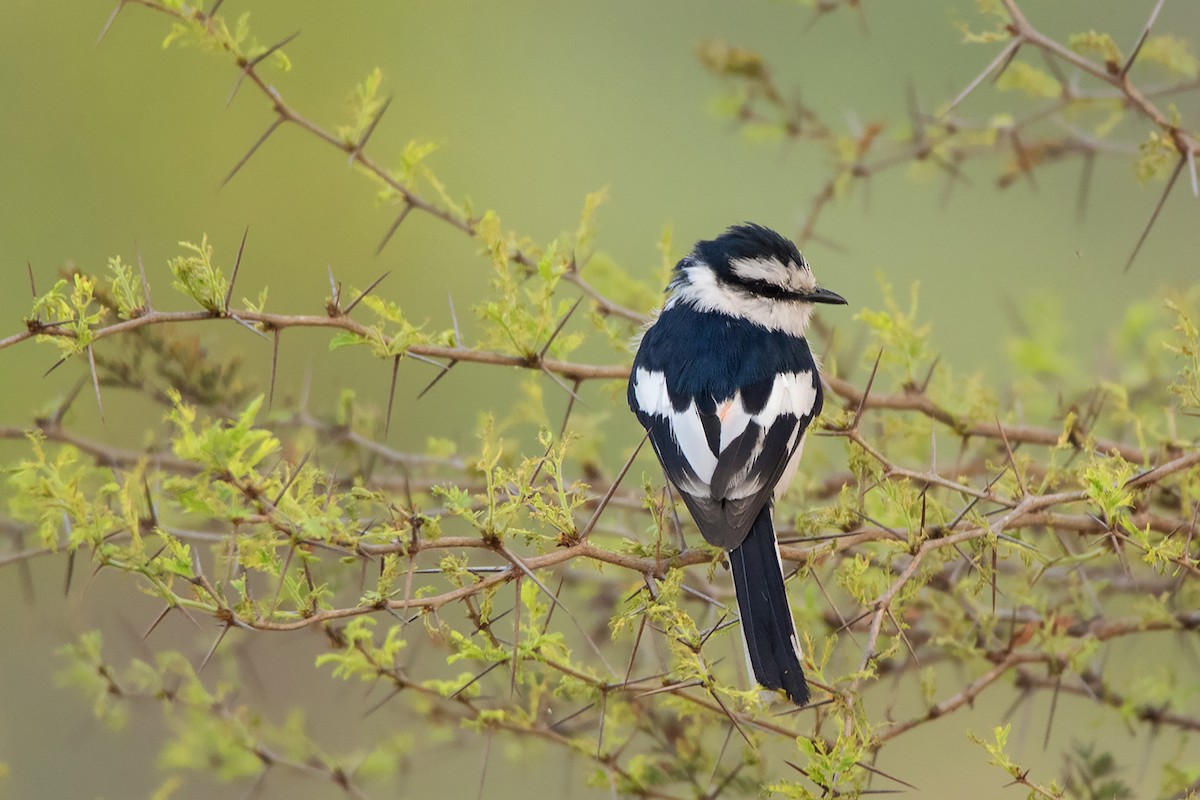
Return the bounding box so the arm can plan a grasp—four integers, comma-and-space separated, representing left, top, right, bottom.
627, 223, 846, 705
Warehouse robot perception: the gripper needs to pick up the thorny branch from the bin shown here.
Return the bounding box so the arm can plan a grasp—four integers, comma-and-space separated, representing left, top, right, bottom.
5, 2, 1199, 799
704, 0, 1199, 268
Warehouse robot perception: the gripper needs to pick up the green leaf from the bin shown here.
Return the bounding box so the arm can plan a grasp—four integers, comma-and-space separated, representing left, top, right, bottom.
1134, 131, 1178, 183
696, 40, 766, 79
329, 330, 366, 350
107, 255, 146, 319
995, 61, 1061, 98
337, 67, 386, 144
1069, 31, 1123, 66
1139, 35, 1198, 78
168, 235, 228, 313
575, 188, 609, 258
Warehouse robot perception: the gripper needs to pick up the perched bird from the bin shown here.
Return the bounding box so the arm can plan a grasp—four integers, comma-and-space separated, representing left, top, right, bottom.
627, 223, 846, 705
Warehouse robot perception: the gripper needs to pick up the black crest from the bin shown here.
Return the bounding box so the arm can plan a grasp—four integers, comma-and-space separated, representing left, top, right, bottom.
691, 223, 805, 273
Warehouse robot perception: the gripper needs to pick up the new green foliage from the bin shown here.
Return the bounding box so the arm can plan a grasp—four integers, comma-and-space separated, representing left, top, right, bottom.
8, 2, 1200, 798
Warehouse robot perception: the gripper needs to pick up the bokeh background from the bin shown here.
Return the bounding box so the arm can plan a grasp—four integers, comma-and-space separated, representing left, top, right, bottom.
0, 1, 1196, 798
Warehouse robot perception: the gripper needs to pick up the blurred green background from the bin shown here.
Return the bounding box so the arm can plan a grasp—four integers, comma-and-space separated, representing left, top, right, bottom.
0, 1, 1197, 798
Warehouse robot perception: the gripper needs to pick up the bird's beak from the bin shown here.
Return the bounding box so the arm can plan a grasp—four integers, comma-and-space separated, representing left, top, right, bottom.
805, 287, 847, 305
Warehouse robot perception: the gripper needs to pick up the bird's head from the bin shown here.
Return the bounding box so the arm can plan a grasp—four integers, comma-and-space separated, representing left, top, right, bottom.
666, 223, 847, 337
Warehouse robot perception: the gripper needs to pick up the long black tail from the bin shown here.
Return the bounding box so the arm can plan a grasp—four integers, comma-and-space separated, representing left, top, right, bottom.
728, 505, 809, 705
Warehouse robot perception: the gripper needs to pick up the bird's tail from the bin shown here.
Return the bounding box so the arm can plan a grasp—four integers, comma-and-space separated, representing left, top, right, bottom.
728, 505, 809, 705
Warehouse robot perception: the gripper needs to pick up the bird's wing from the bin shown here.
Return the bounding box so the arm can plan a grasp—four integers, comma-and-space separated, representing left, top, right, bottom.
631, 367, 821, 549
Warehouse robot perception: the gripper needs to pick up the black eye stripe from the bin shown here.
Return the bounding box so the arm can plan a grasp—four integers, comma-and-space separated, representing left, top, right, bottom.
724, 276, 808, 301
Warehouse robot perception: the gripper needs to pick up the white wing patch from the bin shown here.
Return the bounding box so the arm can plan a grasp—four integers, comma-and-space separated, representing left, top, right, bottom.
672, 404, 717, 486
721, 427, 766, 500
717, 395, 751, 451
634, 368, 717, 487
632, 368, 671, 417
636, 368, 816, 499
720, 371, 814, 499
750, 372, 817, 432
774, 430, 807, 500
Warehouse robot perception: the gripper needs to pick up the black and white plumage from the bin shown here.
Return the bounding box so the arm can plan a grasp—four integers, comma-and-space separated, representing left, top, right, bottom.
628, 223, 846, 705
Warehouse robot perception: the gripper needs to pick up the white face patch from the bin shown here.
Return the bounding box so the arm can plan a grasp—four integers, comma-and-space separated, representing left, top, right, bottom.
729, 256, 817, 293
666, 265, 815, 338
